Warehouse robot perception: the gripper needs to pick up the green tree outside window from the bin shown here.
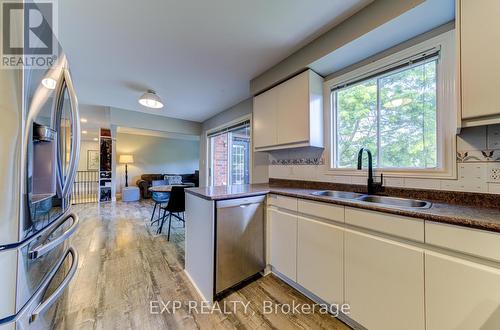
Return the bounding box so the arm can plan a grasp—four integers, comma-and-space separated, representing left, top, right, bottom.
334, 60, 437, 169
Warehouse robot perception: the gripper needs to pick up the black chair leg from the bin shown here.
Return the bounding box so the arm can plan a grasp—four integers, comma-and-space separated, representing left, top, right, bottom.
150, 202, 157, 224
157, 208, 167, 234
167, 213, 172, 241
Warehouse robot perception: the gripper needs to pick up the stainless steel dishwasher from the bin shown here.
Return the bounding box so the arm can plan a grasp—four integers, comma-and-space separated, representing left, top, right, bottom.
215, 195, 265, 295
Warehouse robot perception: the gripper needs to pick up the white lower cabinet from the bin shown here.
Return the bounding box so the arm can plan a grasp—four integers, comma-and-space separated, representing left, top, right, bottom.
267, 197, 500, 330
344, 229, 425, 330
425, 251, 500, 330
297, 216, 343, 304
268, 208, 297, 281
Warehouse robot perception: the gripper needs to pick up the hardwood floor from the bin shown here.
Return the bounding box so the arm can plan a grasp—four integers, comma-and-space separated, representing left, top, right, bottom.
52, 200, 350, 330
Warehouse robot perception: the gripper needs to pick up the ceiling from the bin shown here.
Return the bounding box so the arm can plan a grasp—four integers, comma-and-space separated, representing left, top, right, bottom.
310, 0, 455, 76
58, 0, 372, 122
117, 126, 200, 141
79, 105, 110, 141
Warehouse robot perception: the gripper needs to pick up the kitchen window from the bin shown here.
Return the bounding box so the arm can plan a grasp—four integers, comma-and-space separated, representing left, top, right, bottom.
327, 31, 456, 178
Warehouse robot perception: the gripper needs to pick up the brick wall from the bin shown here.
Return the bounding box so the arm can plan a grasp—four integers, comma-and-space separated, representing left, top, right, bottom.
213, 134, 228, 186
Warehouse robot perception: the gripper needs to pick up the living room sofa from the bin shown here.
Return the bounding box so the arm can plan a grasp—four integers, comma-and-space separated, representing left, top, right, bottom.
136, 171, 199, 199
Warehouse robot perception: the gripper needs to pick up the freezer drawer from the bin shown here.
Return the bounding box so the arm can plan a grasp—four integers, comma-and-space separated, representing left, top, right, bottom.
0, 247, 78, 330
0, 211, 79, 321
215, 195, 265, 294
16, 212, 79, 315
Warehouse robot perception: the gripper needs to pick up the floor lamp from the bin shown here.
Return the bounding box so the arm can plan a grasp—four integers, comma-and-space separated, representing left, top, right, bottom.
119, 154, 134, 187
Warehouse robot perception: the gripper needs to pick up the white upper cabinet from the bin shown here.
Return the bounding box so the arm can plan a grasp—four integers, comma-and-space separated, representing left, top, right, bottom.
276, 71, 310, 146
253, 70, 323, 151
253, 87, 277, 149
460, 0, 500, 125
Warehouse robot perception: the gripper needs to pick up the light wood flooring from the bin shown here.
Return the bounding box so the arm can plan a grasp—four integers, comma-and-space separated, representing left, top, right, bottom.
51, 200, 351, 330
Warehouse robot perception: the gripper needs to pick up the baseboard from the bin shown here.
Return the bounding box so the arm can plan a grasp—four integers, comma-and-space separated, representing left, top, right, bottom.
183, 269, 209, 303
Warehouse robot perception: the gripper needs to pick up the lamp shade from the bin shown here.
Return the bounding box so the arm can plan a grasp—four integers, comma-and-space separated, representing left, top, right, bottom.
119, 154, 134, 164
138, 90, 164, 109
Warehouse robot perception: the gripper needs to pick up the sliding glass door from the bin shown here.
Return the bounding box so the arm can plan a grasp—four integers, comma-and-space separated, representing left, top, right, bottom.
208, 120, 250, 186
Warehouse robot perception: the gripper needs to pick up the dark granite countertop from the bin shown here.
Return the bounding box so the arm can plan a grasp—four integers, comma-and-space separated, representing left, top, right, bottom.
186, 184, 500, 233
186, 184, 271, 200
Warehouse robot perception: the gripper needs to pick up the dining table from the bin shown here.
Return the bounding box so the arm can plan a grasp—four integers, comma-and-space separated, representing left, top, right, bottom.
148, 183, 195, 193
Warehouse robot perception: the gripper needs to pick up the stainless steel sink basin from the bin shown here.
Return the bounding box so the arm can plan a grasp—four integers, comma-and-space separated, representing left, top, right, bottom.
356, 195, 432, 209
310, 190, 432, 209
311, 190, 364, 199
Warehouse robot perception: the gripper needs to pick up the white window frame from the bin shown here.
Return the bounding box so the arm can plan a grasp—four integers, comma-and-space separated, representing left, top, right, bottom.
205, 114, 252, 186
324, 30, 457, 179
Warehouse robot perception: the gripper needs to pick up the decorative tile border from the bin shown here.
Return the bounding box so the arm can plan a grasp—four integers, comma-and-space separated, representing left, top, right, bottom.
457, 149, 500, 163
270, 157, 325, 166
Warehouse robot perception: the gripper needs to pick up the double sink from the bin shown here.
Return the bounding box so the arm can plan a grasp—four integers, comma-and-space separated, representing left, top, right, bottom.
311, 190, 432, 209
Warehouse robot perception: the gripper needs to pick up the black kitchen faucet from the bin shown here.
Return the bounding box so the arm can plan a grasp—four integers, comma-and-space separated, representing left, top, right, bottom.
357, 148, 383, 194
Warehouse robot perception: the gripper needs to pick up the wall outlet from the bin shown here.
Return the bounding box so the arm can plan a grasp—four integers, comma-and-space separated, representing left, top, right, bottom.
488, 163, 500, 182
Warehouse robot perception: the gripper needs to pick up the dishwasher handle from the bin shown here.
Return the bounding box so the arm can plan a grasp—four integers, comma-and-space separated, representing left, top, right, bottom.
216, 195, 266, 209
239, 203, 253, 208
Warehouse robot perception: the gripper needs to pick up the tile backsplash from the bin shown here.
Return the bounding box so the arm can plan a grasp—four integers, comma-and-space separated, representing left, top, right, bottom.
457, 125, 500, 162
267, 124, 500, 194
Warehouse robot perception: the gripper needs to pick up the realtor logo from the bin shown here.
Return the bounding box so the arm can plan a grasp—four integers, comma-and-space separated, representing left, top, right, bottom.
1, 0, 58, 68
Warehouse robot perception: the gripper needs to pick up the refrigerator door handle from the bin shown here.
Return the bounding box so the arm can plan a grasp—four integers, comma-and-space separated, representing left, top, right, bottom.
60, 68, 81, 200
53, 69, 65, 199
28, 213, 79, 259
30, 247, 78, 323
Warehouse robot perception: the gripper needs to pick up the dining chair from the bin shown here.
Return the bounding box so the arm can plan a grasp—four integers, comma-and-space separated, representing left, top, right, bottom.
150, 191, 170, 225
157, 186, 185, 240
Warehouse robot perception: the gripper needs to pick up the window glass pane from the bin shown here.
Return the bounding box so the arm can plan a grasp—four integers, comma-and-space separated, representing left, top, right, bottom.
231, 143, 247, 184
334, 59, 438, 170
211, 133, 228, 186
230, 125, 250, 185
379, 61, 437, 168
336, 79, 378, 168
209, 121, 250, 186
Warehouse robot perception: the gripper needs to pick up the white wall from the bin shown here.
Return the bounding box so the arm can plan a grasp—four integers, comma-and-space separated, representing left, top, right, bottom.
110, 107, 201, 136
199, 98, 269, 186
77, 140, 99, 171
116, 133, 199, 192
77, 105, 202, 199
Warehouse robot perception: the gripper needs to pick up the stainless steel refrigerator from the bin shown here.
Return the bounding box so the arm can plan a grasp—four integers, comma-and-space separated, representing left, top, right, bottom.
0, 22, 81, 330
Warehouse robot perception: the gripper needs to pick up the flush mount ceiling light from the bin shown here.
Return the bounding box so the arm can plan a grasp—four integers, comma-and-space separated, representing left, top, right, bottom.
41, 77, 57, 90
138, 90, 164, 109
82, 130, 88, 134
80, 118, 88, 123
